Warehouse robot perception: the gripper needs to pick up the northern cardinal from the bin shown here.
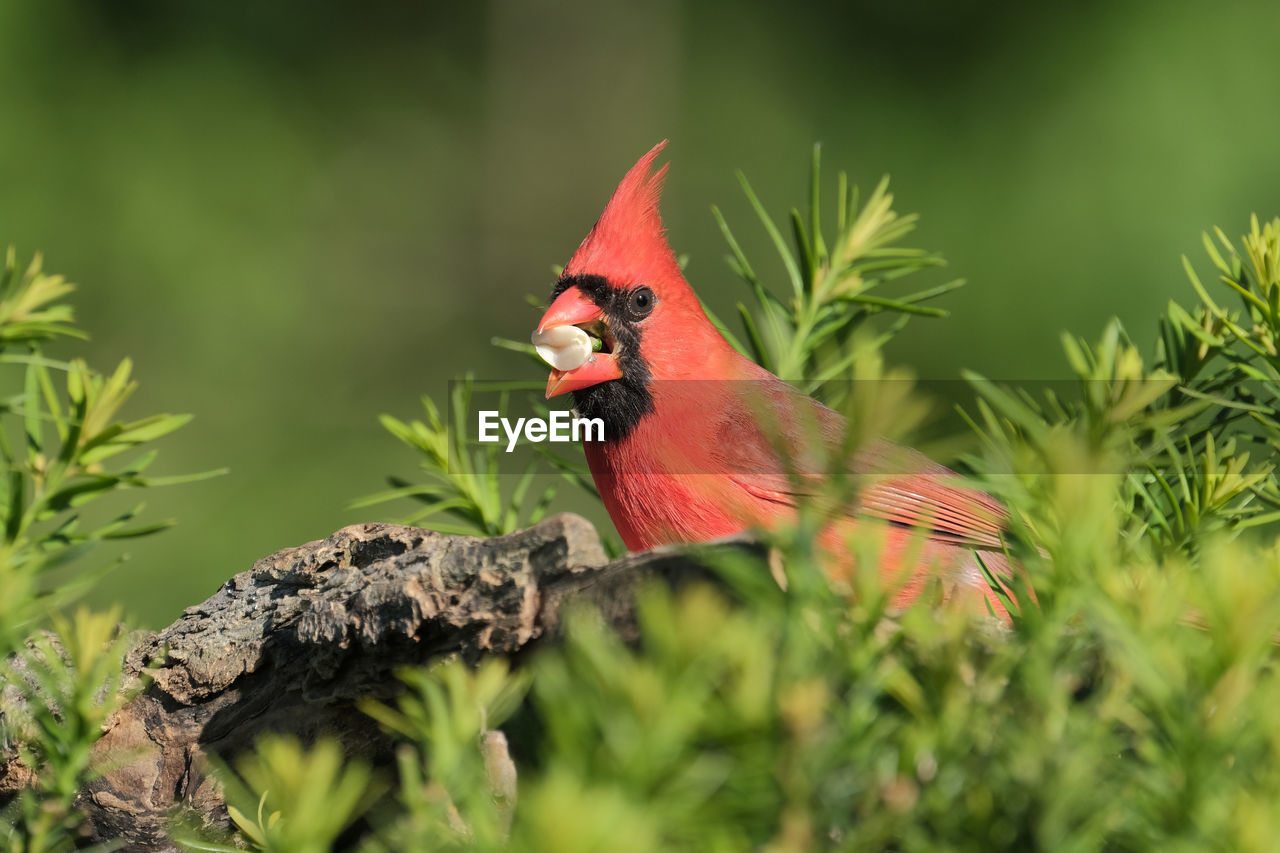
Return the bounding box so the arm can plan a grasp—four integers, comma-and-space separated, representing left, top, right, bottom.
532, 142, 1011, 614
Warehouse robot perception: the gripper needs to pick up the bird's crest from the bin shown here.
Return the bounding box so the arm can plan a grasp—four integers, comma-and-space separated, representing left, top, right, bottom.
564, 141, 694, 304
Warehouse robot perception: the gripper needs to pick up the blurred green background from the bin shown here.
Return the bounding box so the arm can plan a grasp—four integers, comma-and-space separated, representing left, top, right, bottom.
1, 0, 1277, 628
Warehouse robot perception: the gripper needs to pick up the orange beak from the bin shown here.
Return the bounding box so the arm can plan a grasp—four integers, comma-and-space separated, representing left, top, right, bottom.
536, 287, 623, 398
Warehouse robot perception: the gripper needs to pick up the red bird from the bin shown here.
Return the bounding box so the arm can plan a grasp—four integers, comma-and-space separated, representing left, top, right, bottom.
533, 142, 1011, 614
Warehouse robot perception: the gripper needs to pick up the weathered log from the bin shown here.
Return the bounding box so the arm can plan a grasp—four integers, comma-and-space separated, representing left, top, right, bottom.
0, 514, 745, 851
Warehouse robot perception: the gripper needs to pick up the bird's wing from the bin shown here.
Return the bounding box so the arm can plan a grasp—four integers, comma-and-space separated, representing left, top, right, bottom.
847, 467, 1006, 551
712, 383, 1006, 552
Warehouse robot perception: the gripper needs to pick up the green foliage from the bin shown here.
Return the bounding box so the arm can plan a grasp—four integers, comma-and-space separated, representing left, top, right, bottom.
0, 248, 214, 848
0, 607, 132, 853
964, 215, 1280, 558
0, 250, 218, 654
356, 381, 568, 537
292, 514, 1280, 851
178, 736, 383, 853
358, 661, 528, 851
711, 145, 962, 402
0, 250, 84, 346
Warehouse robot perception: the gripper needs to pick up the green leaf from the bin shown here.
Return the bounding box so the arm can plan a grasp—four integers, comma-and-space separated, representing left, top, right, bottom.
736, 170, 804, 301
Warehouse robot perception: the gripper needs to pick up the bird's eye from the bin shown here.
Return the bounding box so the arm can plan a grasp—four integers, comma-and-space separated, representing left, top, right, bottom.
625, 286, 656, 321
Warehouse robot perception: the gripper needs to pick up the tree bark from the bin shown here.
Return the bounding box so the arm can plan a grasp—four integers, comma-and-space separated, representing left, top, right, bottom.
0, 514, 744, 851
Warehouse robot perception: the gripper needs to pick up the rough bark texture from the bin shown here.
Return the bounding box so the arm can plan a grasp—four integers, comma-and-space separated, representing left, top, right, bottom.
0, 514, 743, 851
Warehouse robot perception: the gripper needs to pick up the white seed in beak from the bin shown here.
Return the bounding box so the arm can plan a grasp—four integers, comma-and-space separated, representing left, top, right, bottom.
531, 324, 593, 372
